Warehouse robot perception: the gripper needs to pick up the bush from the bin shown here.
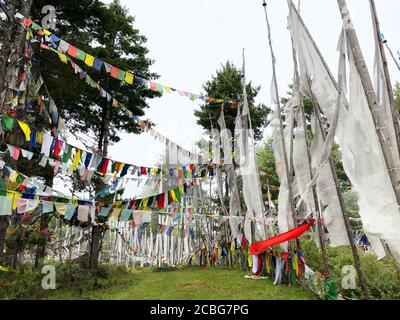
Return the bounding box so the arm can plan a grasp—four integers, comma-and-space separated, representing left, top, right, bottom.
301, 239, 400, 300
0, 262, 130, 300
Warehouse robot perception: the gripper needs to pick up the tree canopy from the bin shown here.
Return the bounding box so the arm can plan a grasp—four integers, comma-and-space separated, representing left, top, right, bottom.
194, 61, 270, 141
31, 0, 160, 148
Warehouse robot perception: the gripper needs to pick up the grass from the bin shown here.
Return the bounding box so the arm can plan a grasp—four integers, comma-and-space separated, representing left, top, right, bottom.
43, 267, 314, 300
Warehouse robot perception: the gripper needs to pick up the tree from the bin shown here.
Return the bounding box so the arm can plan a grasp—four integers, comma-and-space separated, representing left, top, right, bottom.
31, 0, 160, 150
256, 92, 351, 208
0, 1, 160, 269
194, 61, 270, 141
257, 139, 279, 203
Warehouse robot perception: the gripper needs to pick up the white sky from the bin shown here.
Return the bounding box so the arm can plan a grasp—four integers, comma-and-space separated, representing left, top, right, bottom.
105, 0, 400, 168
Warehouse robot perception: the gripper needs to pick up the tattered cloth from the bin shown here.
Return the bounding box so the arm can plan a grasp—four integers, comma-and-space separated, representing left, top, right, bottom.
249, 220, 315, 255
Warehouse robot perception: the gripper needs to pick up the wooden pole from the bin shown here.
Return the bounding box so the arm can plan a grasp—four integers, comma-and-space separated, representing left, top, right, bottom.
337, 0, 400, 205
312, 100, 369, 299
262, 1, 297, 229
288, 20, 331, 278
369, 0, 400, 162
384, 43, 400, 73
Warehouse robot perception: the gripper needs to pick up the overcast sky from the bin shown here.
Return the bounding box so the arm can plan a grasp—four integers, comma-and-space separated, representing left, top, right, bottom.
103, 0, 400, 168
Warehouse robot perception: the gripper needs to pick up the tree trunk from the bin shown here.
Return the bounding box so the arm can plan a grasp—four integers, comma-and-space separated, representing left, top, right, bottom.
0, 0, 33, 267
88, 96, 111, 270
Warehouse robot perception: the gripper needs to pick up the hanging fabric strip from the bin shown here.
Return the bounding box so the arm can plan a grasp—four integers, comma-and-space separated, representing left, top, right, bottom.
249, 221, 315, 255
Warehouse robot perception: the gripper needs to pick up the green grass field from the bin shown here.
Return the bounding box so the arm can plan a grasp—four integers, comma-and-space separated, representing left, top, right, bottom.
44, 267, 314, 300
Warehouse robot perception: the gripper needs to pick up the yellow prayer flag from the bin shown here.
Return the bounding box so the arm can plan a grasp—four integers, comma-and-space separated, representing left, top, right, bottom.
12, 192, 22, 210
43, 29, 52, 36
125, 72, 134, 85
164, 86, 171, 94
6, 181, 20, 191
58, 52, 68, 64
18, 120, 31, 142
9, 171, 18, 183
26, 29, 33, 41
170, 190, 178, 203
36, 132, 43, 144
142, 198, 148, 209
248, 253, 252, 268
85, 54, 95, 67
72, 149, 81, 171
110, 208, 122, 220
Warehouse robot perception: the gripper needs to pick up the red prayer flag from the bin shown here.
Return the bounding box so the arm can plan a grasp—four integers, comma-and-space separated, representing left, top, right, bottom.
67, 45, 78, 58
110, 66, 118, 78
23, 18, 32, 27
99, 158, 110, 174
54, 139, 63, 159
249, 220, 315, 255
149, 81, 157, 91
40, 43, 49, 50
140, 167, 147, 175
12, 147, 21, 161
157, 193, 165, 208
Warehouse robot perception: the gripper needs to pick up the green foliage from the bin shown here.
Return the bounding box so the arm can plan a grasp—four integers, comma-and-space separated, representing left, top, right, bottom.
194, 61, 270, 141
301, 238, 400, 300
31, 0, 160, 144
257, 139, 279, 202
0, 261, 129, 300
343, 190, 362, 231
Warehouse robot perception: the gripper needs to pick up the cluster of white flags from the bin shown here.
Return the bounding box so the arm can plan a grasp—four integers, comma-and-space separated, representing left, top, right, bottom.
283, 2, 400, 261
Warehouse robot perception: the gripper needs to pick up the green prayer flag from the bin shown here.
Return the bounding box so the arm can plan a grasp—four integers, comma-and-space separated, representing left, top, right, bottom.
76, 49, 86, 62
117, 69, 126, 81
289, 258, 297, 286
156, 84, 164, 93
31, 22, 42, 30
2, 115, 14, 131
16, 174, 24, 184
173, 187, 181, 202
324, 280, 338, 300
62, 145, 72, 163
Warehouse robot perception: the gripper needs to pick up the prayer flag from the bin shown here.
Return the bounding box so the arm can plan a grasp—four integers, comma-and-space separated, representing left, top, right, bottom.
62, 144, 72, 163
67, 45, 78, 58
30, 129, 36, 148
110, 66, 118, 78
85, 54, 95, 67
125, 72, 134, 84
98, 158, 110, 175
0, 196, 13, 216
249, 221, 315, 255
72, 148, 81, 171
76, 49, 86, 62
2, 115, 14, 131
58, 52, 68, 64
93, 58, 103, 71
17, 120, 31, 142
54, 139, 63, 159
117, 69, 126, 81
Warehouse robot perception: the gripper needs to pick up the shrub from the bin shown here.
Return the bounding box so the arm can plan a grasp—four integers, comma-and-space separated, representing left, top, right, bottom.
301, 239, 400, 300
0, 262, 130, 300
